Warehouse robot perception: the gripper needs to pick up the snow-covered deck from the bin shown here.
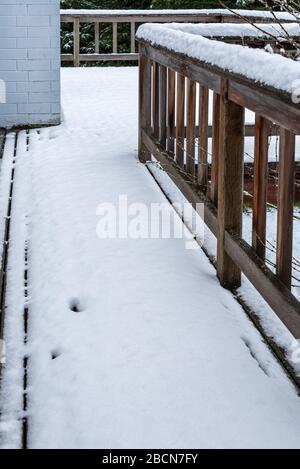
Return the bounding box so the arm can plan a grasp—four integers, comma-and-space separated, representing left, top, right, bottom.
1, 68, 300, 449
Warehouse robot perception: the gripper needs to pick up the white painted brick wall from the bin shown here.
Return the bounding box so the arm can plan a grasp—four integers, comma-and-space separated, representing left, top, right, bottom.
0, 0, 61, 128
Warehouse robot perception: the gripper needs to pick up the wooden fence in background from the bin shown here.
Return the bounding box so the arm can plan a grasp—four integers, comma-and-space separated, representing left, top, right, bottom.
60, 10, 293, 66
137, 37, 300, 341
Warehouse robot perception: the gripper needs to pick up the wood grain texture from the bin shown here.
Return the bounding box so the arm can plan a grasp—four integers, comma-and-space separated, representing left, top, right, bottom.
167, 68, 175, 155
159, 65, 167, 146
112, 22, 118, 53
73, 18, 80, 67
138, 51, 151, 163
131, 22, 136, 53
252, 115, 269, 260
211, 92, 221, 206
139, 42, 300, 134
217, 79, 245, 289
152, 62, 160, 139
276, 128, 295, 289
94, 22, 100, 54
176, 73, 185, 168
186, 78, 196, 178
198, 85, 209, 189
62, 53, 139, 62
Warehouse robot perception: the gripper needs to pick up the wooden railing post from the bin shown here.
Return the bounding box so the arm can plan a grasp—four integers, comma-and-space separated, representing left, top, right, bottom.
74, 18, 80, 67
217, 79, 245, 290
211, 92, 221, 206
176, 73, 185, 168
95, 22, 100, 54
131, 22, 136, 53
159, 65, 167, 146
252, 115, 269, 260
113, 22, 118, 53
167, 68, 175, 155
186, 78, 196, 178
198, 85, 209, 190
139, 50, 151, 163
152, 62, 159, 139
276, 128, 295, 289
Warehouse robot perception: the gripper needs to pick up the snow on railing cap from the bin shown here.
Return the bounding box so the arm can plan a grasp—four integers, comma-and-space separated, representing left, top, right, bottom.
60, 9, 295, 20
163, 22, 300, 39
136, 23, 300, 96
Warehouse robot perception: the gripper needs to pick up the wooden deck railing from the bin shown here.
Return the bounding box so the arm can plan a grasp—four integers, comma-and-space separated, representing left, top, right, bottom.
137, 35, 300, 341
60, 9, 294, 66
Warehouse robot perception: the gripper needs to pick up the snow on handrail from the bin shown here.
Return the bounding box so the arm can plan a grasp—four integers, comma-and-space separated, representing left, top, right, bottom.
60, 9, 295, 21
162, 22, 300, 39
136, 23, 300, 95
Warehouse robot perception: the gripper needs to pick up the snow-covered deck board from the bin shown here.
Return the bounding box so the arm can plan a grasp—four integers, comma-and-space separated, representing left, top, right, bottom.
1, 68, 300, 449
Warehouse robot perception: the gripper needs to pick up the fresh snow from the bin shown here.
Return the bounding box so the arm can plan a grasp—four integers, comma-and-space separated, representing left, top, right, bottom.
1, 68, 300, 449
0, 132, 30, 449
164, 22, 300, 38
148, 157, 300, 376
137, 23, 300, 95
61, 9, 295, 21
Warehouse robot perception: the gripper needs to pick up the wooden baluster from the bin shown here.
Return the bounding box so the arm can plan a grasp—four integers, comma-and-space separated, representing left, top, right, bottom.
252, 115, 269, 260
276, 128, 295, 289
217, 79, 245, 289
159, 65, 167, 147
94, 22, 100, 54
138, 50, 151, 163
198, 85, 209, 189
113, 22, 117, 53
74, 18, 80, 67
211, 92, 221, 205
176, 73, 185, 168
167, 68, 175, 156
152, 62, 159, 139
131, 22, 136, 53
186, 78, 196, 178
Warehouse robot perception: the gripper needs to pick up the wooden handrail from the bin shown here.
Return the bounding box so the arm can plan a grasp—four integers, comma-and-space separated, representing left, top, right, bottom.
60, 9, 296, 66
60, 9, 295, 22
137, 35, 300, 343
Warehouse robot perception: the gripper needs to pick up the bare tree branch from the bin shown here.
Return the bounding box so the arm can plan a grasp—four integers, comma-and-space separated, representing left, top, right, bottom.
218, 0, 300, 59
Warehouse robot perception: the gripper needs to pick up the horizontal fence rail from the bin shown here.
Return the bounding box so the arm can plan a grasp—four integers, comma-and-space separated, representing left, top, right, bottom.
137, 35, 300, 343
60, 9, 295, 66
